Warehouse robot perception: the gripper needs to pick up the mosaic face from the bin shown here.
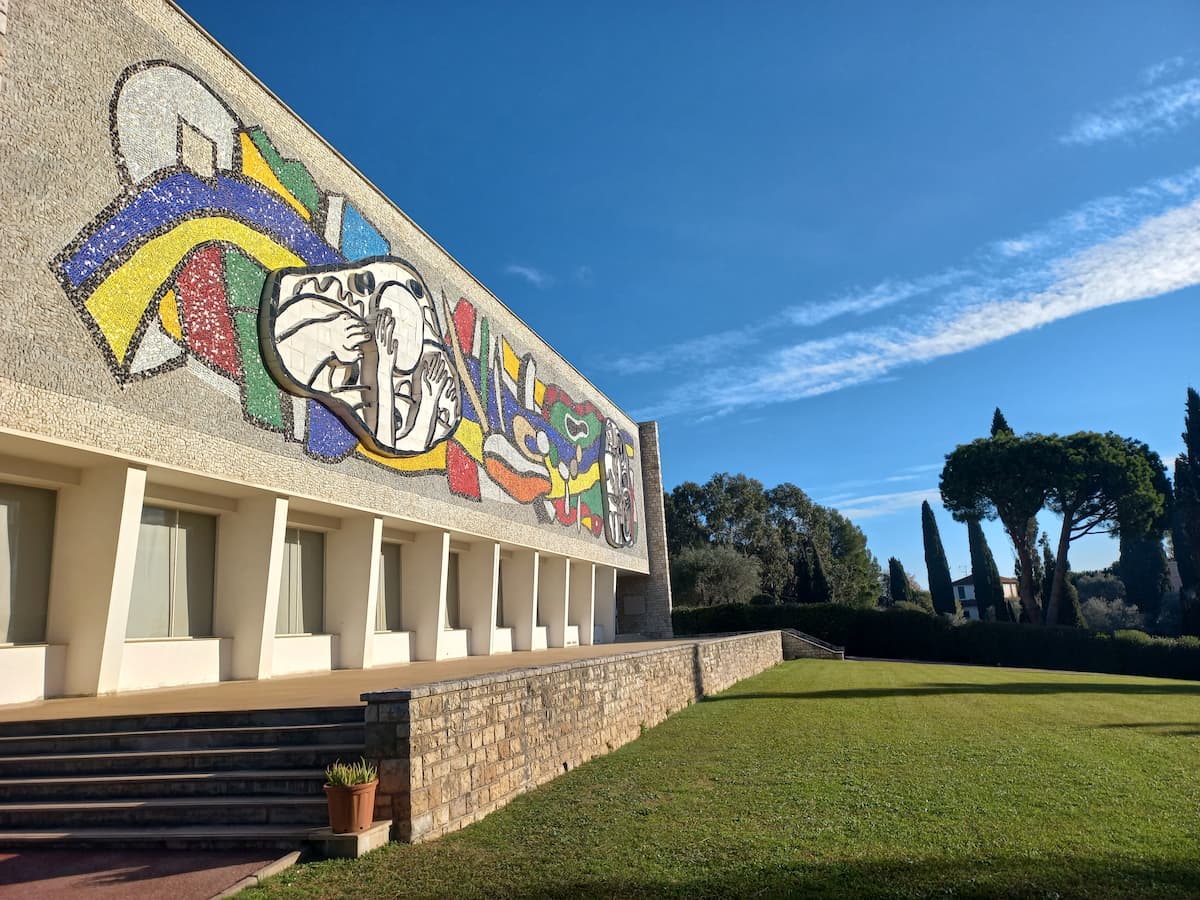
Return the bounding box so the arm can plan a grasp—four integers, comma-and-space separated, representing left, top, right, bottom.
262, 259, 462, 457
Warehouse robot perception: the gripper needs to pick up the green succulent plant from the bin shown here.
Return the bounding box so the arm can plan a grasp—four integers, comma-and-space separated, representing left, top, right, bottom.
325, 757, 378, 786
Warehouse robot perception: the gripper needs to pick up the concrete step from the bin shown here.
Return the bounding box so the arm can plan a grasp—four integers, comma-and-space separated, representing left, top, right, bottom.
0, 769, 328, 801
0, 743, 364, 778
0, 824, 323, 851
0, 721, 364, 756
0, 796, 330, 829
0, 705, 365, 739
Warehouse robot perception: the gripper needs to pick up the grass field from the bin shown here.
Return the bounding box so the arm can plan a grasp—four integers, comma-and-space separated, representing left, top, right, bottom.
247, 659, 1200, 899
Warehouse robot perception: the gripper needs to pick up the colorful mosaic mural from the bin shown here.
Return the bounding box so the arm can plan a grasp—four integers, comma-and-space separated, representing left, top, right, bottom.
50, 60, 637, 547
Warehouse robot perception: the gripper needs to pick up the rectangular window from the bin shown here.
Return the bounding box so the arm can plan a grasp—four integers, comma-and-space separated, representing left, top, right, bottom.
445, 551, 461, 630
957, 586, 966, 600
0, 483, 56, 644
276, 528, 324, 635
128, 506, 216, 639
376, 542, 403, 632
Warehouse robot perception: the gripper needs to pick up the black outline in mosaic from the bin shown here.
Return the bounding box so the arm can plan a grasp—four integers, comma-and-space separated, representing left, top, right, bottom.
45, 57, 641, 546
258, 255, 455, 460
109, 59, 242, 189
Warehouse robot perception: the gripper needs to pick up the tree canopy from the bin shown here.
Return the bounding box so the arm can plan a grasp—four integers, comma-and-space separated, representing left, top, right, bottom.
941, 429, 1167, 626
940, 434, 1053, 623
664, 474, 882, 607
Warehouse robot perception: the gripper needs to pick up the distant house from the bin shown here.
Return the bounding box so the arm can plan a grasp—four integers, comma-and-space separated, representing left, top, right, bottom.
951, 574, 1020, 620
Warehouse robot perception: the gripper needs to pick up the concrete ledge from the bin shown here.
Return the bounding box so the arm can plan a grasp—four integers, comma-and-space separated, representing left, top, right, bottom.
307, 820, 392, 859
212, 849, 302, 898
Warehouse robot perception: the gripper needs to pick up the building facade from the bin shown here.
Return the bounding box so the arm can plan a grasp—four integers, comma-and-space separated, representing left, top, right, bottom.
0, 0, 672, 705
950, 574, 1019, 621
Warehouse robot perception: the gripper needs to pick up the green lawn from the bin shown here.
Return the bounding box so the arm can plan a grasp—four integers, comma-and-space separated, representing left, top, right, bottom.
248, 660, 1200, 899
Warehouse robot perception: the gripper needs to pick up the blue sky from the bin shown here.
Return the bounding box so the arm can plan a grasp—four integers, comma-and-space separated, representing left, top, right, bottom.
182, 0, 1200, 585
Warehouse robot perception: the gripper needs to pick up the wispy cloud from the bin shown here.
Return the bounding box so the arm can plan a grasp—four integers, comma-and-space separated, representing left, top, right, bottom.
504, 264, 553, 289
634, 166, 1200, 420
1143, 56, 1186, 86
783, 270, 968, 327
1061, 68, 1200, 145
610, 323, 769, 375
821, 488, 942, 520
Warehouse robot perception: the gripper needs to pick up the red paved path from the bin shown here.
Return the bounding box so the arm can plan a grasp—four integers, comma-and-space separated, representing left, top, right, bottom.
0, 849, 279, 899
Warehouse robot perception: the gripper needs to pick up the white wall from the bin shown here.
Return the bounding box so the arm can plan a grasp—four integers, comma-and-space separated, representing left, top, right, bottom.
502, 549, 539, 652
538, 556, 569, 648
458, 542, 499, 656
213, 495, 288, 680
402, 530, 448, 661
0, 645, 65, 704
119, 638, 229, 691
325, 515, 382, 668
45, 464, 146, 695
594, 566, 616, 644
568, 560, 595, 647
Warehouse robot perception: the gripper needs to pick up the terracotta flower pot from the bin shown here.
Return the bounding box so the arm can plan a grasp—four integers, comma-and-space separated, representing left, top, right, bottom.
324, 780, 378, 834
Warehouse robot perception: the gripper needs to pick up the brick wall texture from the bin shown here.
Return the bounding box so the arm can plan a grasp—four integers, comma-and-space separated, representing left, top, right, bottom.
363, 631, 783, 842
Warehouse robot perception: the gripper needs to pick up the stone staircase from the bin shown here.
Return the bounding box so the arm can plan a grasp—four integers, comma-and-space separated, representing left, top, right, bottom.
0, 706, 366, 849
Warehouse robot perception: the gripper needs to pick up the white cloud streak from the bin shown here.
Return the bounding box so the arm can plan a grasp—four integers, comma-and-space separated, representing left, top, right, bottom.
821, 488, 942, 521
783, 270, 969, 327
1061, 75, 1200, 145
1143, 56, 1186, 86
635, 168, 1200, 420
504, 264, 553, 288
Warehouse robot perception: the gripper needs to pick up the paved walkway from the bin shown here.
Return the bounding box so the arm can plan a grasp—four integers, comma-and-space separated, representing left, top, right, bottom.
0, 639, 692, 723
0, 849, 281, 899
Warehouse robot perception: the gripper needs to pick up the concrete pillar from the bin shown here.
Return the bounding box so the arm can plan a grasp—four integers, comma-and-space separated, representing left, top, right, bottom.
325, 515, 382, 669
213, 495, 289, 680
45, 464, 146, 696
538, 556, 569, 648
459, 542, 499, 656
594, 565, 617, 644
568, 560, 596, 646
402, 530, 448, 661
502, 549, 538, 651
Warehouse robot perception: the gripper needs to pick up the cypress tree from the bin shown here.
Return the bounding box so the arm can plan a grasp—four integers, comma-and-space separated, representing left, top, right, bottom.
991, 407, 1013, 437
811, 547, 833, 604
921, 500, 957, 616
1176, 389, 1200, 633
888, 557, 915, 606
968, 518, 1008, 622
1117, 534, 1169, 624
793, 546, 814, 604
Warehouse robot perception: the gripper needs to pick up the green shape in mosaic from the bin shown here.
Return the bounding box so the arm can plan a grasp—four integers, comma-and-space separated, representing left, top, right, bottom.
248, 128, 321, 217
224, 249, 283, 429
548, 401, 602, 451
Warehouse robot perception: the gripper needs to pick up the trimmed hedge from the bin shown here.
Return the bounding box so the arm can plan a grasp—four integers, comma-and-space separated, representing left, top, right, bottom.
672, 603, 1200, 682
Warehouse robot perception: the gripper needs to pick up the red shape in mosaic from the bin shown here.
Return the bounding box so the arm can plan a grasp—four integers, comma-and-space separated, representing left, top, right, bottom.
452, 298, 477, 353
447, 440, 482, 501
176, 245, 241, 376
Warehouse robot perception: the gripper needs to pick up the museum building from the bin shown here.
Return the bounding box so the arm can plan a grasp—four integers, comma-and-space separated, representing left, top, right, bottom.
0, 0, 673, 707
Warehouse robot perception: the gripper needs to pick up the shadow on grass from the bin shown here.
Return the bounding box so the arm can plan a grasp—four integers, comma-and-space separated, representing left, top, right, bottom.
1097, 722, 1200, 736
702, 680, 1200, 702
490, 853, 1200, 899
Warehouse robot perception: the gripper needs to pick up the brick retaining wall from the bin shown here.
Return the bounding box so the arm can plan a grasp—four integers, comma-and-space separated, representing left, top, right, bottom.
363, 632, 782, 842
